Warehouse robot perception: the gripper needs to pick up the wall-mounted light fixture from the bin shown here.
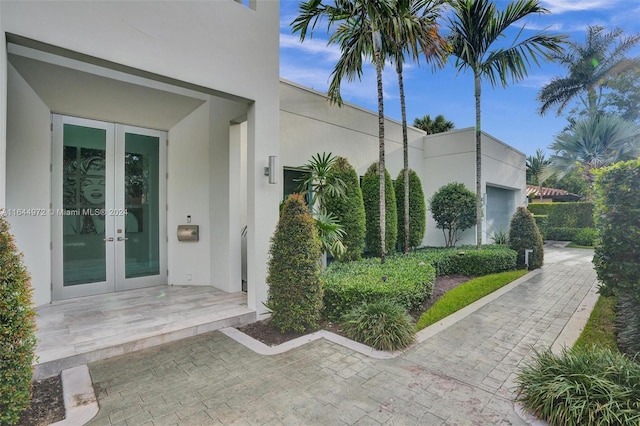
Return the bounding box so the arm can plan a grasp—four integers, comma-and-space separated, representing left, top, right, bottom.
264, 155, 278, 184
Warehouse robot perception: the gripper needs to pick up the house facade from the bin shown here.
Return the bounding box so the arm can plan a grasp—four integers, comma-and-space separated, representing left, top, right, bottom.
1, 1, 525, 312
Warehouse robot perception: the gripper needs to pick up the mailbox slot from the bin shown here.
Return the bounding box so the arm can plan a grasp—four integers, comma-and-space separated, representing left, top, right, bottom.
177, 225, 199, 242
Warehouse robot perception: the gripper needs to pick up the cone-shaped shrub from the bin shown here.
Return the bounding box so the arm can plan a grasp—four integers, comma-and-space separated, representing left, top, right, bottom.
395, 168, 426, 250
362, 162, 397, 256
324, 157, 366, 261
509, 207, 544, 269
0, 216, 37, 425
265, 193, 323, 333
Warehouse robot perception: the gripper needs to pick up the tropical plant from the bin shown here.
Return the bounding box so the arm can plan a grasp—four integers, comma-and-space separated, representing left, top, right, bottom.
385, 0, 448, 254
298, 152, 348, 258
0, 216, 37, 425
413, 113, 455, 134
447, 0, 565, 248
547, 114, 640, 183
429, 182, 476, 247
299, 152, 346, 209
264, 194, 323, 333
516, 347, 640, 426
508, 206, 543, 269
538, 25, 640, 117
489, 228, 509, 245
395, 168, 426, 250
324, 157, 366, 261
601, 67, 640, 122
292, 0, 394, 263
342, 300, 415, 351
526, 148, 550, 201
362, 162, 397, 257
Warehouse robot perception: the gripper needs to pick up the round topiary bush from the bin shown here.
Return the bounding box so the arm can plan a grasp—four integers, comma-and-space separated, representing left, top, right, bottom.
509, 206, 544, 269
361, 162, 397, 257
341, 300, 415, 351
265, 193, 323, 333
395, 168, 426, 251
429, 182, 476, 247
0, 215, 37, 425
324, 157, 366, 261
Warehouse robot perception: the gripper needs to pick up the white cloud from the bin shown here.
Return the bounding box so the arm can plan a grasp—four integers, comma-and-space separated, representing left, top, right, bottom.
540, 0, 618, 14
280, 33, 342, 62
518, 74, 555, 89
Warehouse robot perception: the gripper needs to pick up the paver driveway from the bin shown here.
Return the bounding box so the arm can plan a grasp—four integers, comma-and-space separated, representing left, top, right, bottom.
87, 246, 597, 425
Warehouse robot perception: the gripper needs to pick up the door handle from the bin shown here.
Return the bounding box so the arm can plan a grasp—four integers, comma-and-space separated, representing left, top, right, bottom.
117, 237, 129, 241
104, 237, 114, 242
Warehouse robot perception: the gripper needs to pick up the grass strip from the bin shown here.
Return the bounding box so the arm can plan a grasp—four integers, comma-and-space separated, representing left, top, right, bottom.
573, 295, 618, 352
416, 269, 528, 330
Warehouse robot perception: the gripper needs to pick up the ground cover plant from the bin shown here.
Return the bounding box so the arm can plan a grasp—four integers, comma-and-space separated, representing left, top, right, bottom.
322, 255, 435, 321
342, 300, 415, 351
0, 216, 37, 425
516, 347, 640, 426
415, 270, 528, 330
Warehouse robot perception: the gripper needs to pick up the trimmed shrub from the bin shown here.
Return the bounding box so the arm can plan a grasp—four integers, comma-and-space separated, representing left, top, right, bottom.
545, 226, 584, 241
615, 293, 640, 357
531, 214, 548, 238
516, 347, 640, 426
322, 255, 435, 321
528, 202, 594, 228
593, 159, 640, 298
0, 216, 37, 425
265, 194, 323, 333
415, 246, 516, 277
509, 207, 544, 269
395, 168, 426, 250
361, 163, 397, 256
572, 228, 597, 246
429, 182, 476, 247
342, 300, 415, 351
324, 157, 366, 261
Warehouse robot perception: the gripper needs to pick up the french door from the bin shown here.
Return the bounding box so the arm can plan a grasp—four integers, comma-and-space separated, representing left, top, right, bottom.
52, 115, 167, 300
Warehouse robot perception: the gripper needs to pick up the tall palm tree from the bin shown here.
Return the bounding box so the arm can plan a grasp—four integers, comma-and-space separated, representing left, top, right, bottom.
292, 0, 394, 262
548, 115, 640, 184
413, 113, 455, 134
526, 148, 550, 201
538, 26, 640, 117
386, 0, 448, 253
447, 0, 565, 248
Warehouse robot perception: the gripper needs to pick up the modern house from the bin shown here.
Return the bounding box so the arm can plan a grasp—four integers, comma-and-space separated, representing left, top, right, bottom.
1, 1, 525, 374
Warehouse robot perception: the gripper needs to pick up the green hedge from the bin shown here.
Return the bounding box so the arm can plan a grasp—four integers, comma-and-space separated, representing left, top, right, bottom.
528, 202, 594, 229
414, 246, 517, 277
322, 255, 435, 320
545, 226, 583, 241
531, 215, 548, 238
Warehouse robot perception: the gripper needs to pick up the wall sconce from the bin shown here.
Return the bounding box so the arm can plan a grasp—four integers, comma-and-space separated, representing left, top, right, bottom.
264, 155, 278, 184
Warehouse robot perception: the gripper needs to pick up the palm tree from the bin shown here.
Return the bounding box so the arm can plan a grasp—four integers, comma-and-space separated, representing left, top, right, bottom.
386, 0, 448, 253
292, 0, 394, 262
526, 149, 550, 201
538, 26, 640, 117
413, 113, 455, 134
447, 0, 565, 248
548, 115, 640, 184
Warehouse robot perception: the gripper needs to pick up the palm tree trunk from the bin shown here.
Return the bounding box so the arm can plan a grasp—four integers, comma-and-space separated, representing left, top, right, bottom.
474, 71, 483, 249
397, 63, 409, 254
374, 43, 386, 263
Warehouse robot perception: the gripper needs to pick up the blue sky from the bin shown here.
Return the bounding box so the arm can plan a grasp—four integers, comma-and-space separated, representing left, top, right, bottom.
279, 0, 640, 157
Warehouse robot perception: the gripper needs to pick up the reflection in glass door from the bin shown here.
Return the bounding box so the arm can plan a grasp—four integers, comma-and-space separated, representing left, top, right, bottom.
52, 116, 166, 300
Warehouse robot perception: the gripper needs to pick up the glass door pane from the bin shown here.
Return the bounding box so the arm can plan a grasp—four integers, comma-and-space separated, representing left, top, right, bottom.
123, 132, 160, 278
62, 124, 108, 286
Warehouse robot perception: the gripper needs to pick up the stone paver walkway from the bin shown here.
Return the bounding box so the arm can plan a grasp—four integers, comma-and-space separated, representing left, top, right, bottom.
86, 246, 597, 425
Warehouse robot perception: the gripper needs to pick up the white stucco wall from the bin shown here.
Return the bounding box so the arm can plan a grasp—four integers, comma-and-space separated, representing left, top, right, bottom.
2, 1, 281, 311
6, 64, 52, 306
423, 128, 526, 246
280, 81, 425, 181
0, 0, 6, 208
167, 103, 212, 287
